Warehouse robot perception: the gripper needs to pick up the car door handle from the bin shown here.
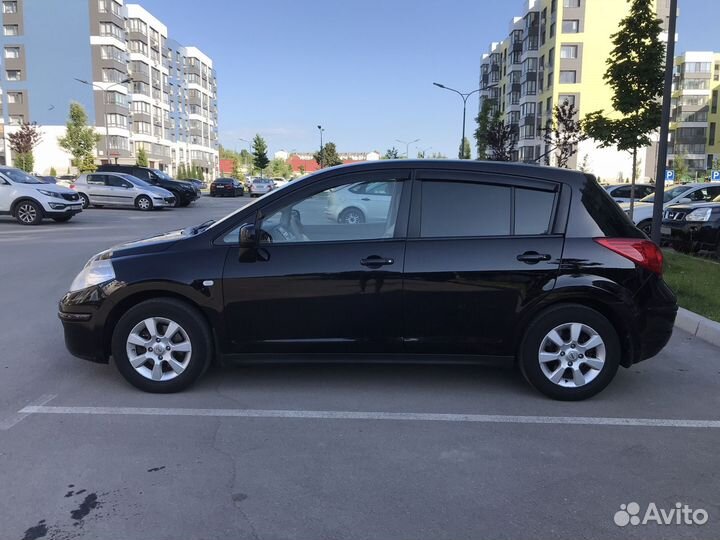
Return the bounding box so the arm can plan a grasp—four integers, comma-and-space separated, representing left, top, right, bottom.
361, 255, 394, 268
361, 197, 371, 201
517, 251, 552, 264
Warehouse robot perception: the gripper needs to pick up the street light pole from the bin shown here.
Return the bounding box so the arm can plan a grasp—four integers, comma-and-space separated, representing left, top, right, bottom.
317, 125, 325, 168
433, 82, 482, 159
651, 0, 678, 245
74, 77, 131, 164
396, 138, 420, 159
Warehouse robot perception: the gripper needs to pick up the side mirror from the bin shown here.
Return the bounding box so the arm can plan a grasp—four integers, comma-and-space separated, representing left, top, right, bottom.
239, 223, 258, 247
678, 197, 692, 204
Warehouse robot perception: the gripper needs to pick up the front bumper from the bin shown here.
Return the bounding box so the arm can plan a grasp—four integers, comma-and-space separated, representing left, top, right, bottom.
153, 196, 175, 208
661, 220, 720, 252
43, 202, 83, 216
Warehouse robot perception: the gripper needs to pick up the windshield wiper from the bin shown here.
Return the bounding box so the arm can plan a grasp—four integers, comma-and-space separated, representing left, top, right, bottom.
190, 219, 215, 235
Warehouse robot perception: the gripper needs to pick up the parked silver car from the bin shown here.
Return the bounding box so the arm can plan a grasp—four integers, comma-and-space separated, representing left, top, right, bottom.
248, 177, 275, 197
73, 172, 176, 210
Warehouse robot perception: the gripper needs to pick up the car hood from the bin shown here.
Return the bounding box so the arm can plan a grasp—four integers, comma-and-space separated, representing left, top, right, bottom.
666, 202, 720, 212
104, 228, 187, 259
31, 183, 76, 195
145, 185, 174, 197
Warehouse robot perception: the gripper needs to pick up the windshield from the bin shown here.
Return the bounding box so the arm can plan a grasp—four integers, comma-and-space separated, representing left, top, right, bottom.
151, 169, 173, 181
1, 168, 45, 184
119, 173, 151, 187
640, 185, 692, 203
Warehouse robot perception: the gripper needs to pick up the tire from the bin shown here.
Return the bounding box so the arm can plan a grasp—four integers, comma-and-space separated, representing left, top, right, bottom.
15, 200, 43, 225
92, 204, 104, 208
52, 216, 73, 223
671, 240, 691, 254
111, 298, 212, 393
172, 193, 182, 207
179, 200, 191, 207
79, 193, 90, 209
518, 304, 620, 401
637, 219, 652, 236
338, 207, 365, 224
135, 195, 153, 211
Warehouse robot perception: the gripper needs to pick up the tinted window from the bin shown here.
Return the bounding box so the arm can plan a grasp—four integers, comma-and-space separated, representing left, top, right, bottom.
421, 181, 511, 237
515, 188, 556, 235
611, 186, 632, 198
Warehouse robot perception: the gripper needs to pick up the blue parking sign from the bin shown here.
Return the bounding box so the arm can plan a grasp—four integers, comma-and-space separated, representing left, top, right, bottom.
665, 170, 675, 182
711, 170, 720, 182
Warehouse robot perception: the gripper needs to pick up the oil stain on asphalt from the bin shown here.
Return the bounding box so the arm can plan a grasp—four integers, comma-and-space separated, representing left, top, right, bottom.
19, 487, 103, 540
21, 520, 47, 540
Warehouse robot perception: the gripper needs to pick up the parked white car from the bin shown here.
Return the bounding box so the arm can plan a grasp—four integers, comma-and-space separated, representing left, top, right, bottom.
325, 181, 395, 224
73, 172, 176, 210
0, 166, 83, 225
604, 183, 655, 203
620, 182, 720, 235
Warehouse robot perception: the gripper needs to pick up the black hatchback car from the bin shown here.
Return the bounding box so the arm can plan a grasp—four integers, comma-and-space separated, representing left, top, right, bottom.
59, 161, 677, 400
210, 177, 244, 197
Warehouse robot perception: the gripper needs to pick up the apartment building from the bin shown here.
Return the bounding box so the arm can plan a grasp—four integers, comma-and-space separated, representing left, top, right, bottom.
0, 0, 218, 177
479, 0, 671, 181
668, 51, 720, 177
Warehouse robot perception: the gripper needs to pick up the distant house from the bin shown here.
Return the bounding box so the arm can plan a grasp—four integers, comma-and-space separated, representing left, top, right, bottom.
284, 151, 381, 174
219, 159, 234, 176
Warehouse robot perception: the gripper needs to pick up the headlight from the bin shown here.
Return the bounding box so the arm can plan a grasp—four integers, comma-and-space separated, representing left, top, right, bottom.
37, 189, 63, 199
685, 208, 712, 222
69, 258, 115, 292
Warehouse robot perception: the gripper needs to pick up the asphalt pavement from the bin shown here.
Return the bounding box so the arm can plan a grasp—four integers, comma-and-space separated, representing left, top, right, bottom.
1, 195, 719, 540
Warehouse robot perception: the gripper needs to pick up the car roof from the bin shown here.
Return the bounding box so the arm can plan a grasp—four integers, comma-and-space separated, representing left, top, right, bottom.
305, 159, 593, 187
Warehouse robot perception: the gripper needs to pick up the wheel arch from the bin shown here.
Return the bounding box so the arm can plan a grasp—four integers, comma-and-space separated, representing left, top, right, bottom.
514, 288, 638, 368
10, 196, 44, 216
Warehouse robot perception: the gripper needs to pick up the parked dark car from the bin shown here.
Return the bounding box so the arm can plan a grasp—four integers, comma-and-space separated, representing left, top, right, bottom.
661, 195, 720, 255
97, 165, 199, 207
210, 177, 244, 197
186, 178, 207, 190
59, 161, 677, 400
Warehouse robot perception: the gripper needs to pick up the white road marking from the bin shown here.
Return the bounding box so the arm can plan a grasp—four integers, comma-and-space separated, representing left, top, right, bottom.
16, 405, 720, 429
0, 394, 57, 430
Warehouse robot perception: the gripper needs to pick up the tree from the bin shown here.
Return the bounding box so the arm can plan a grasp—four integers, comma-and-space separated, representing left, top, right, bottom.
459, 137, 472, 160
251, 134, 270, 174
542, 100, 586, 168
49, 166, 57, 177
383, 147, 400, 159
177, 163, 187, 179
486, 113, 518, 161
583, 0, 665, 219
231, 157, 241, 179
474, 99, 494, 160
136, 147, 148, 167
58, 102, 100, 172
430, 152, 447, 159
298, 165, 306, 176
8, 122, 42, 172
673, 154, 689, 182
268, 158, 293, 178
578, 154, 591, 173
314, 142, 342, 168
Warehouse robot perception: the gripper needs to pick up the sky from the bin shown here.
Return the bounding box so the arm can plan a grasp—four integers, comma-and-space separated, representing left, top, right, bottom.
139, 0, 720, 158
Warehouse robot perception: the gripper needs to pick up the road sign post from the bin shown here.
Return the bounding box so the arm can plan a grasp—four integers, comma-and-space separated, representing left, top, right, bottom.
711, 170, 720, 182
665, 170, 675, 183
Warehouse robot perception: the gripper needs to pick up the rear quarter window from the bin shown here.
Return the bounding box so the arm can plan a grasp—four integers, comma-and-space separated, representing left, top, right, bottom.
576, 176, 644, 238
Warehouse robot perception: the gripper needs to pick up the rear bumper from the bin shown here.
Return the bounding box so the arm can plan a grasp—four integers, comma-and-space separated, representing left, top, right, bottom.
634, 279, 678, 363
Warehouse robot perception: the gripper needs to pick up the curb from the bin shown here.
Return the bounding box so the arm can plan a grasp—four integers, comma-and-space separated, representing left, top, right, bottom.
674, 307, 720, 348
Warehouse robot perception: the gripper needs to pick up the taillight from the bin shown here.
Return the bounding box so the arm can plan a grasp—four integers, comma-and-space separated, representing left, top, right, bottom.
69, 184, 76, 190
594, 238, 663, 275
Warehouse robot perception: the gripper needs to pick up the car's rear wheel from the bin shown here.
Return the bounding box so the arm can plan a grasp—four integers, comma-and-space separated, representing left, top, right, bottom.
637, 219, 652, 236
518, 304, 620, 401
78, 193, 90, 209
111, 299, 212, 393
15, 200, 43, 225
135, 195, 153, 211
52, 215, 73, 223
338, 207, 365, 224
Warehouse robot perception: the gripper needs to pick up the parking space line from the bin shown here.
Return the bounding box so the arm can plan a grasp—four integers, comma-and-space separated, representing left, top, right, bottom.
0, 394, 57, 430
16, 405, 720, 429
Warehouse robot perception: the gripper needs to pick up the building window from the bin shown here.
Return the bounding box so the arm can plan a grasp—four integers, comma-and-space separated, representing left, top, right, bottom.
132, 100, 151, 114
3, 24, 18, 36
562, 20, 580, 33
100, 45, 125, 62
559, 70, 577, 84
99, 22, 123, 40
682, 62, 711, 73
127, 18, 148, 35
3, 1, 17, 14
105, 91, 128, 107
4, 46, 19, 59
7, 91, 22, 104
9, 114, 23, 125
563, 0, 580, 7
132, 81, 150, 96
560, 45, 578, 59
559, 94, 576, 107
547, 72, 553, 87
551, 0, 557, 12
128, 40, 148, 56
102, 68, 125, 83
712, 91, 718, 114
710, 123, 716, 146
105, 113, 127, 128
133, 121, 152, 135
107, 136, 128, 150
681, 79, 708, 90
549, 23, 556, 38
5, 69, 21, 81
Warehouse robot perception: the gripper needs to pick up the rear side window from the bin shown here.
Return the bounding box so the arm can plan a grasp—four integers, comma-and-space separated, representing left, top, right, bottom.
419, 181, 557, 238
579, 177, 643, 238
87, 174, 106, 185
421, 181, 511, 237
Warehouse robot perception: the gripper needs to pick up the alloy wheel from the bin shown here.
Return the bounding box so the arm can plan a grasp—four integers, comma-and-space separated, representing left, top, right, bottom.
340, 209, 363, 224
17, 203, 38, 224
537, 322, 606, 388
125, 317, 192, 382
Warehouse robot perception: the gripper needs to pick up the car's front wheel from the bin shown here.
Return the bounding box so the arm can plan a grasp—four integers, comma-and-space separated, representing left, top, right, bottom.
79, 193, 90, 209
135, 195, 153, 211
15, 200, 43, 225
338, 207, 365, 224
637, 219, 652, 236
518, 304, 620, 401
111, 298, 212, 393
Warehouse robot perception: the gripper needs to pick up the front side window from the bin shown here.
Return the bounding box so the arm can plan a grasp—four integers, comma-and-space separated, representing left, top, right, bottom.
223, 178, 405, 244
